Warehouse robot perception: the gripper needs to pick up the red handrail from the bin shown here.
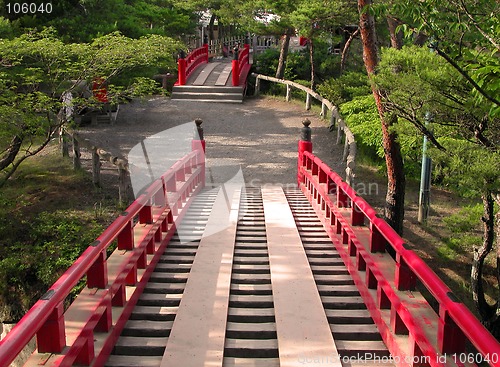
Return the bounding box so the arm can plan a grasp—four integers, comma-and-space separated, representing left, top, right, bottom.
297, 147, 500, 366
232, 44, 250, 87
176, 44, 209, 86
0, 146, 205, 367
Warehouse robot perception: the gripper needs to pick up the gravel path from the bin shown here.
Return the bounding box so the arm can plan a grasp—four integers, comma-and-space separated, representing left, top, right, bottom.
78, 96, 346, 195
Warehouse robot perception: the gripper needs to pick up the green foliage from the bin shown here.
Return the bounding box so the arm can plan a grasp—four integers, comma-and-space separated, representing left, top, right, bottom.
437, 203, 487, 260
289, 0, 356, 38
430, 139, 500, 198
0, 15, 16, 38
0, 29, 182, 185
379, 0, 500, 119
0, 0, 197, 42
0, 211, 104, 319
284, 50, 310, 81
0, 149, 114, 321
254, 48, 280, 77
317, 71, 370, 105
125, 77, 164, 97
443, 204, 484, 234
340, 95, 383, 157
373, 45, 499, 189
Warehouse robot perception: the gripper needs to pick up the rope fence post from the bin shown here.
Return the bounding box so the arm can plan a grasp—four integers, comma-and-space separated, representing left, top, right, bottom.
60, 126, 69, 157
305, 92, 312, 111
343, 137, 349, 163
92, 147, 101, 187
336, 124, 344, 145
321, 102, 328, 118
254, 76, 261, 96
118, 162, 130, 206
72, 134, 81, 170
329, 111, 336, 130
286, 84, 292, 102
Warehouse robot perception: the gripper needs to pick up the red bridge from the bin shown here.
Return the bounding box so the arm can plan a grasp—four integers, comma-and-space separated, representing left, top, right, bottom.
1, 120, 500, 367
171, 42, 252, 103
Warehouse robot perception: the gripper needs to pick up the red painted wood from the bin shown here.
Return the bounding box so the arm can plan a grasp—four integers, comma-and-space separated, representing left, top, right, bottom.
0, 136, 206, 367
297, 148, 500, 366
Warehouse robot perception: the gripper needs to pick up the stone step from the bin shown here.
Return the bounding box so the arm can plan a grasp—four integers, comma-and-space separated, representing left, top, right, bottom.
171, 85, 244, 103
171, 94, 244, 103
172, 85, 244, 94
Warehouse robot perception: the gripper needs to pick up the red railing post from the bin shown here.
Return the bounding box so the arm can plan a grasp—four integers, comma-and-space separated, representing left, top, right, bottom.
298, 119, 313, 186
139, 203, 153, 224
438, 306, 466, 354
370, 221, 387, 252
351, 199, 365, 226
232, 47, 240, 86
395, 253, 417, 291
337, 187, 349, 207
178, 50, 187, 86
204, 43, 209, 63
117, 220, 134, 250
37, 301, 65, 353
87, 249, 108, 289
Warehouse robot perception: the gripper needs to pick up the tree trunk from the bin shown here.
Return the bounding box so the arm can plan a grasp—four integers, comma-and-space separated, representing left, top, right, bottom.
0, 135, 22, 171
340, 28, 360, 73
358, 0, 406, 234
208, 14, 216, 41
471, 191, 500, 338
387, 16, 403, 49
276, 32, 291, 79
309, 37, 316, 90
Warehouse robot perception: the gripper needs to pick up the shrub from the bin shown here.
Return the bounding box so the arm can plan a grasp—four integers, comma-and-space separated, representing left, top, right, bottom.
317, 71, 370, 105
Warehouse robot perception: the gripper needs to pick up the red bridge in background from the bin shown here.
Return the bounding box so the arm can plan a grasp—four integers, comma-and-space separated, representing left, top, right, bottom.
1, 121, 500, 367
171, 43, 252, 103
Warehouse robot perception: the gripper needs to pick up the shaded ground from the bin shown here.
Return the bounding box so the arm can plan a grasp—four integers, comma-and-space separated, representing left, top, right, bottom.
78, 94, 484, 314
78, 96, 345, 190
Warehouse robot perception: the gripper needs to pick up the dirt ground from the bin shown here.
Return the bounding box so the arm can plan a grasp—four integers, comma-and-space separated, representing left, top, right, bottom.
78, 96, 345, 192
78, 95, 483, 312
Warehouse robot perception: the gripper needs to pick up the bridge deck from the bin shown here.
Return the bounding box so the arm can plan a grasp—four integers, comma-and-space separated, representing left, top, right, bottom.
103, 186, 389, 367
171, 58, 248, 103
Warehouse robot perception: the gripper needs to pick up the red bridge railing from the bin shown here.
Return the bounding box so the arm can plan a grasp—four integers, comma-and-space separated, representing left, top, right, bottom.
0, 126, 206, 367
232, 44, 251, 87
298, 120, 500, 367
176, 44, 209, 86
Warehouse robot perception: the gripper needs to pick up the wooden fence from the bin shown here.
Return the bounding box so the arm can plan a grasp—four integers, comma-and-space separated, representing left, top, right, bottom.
252, 73, 356, 185
60, 129, 131, 204
190, 35, 277, 58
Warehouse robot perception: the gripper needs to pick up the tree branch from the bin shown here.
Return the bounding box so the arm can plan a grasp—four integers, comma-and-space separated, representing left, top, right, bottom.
340, 28, 359, 73
383, 98, 447, 151
458, 0, 500, 52
435, 47, 500, 108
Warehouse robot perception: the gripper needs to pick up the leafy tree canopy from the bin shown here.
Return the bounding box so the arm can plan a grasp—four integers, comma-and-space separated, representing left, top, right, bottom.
373, 0, 500, 118
374, 44, 499, 194
0, 29, 182, 186
0, 0, 197, 42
